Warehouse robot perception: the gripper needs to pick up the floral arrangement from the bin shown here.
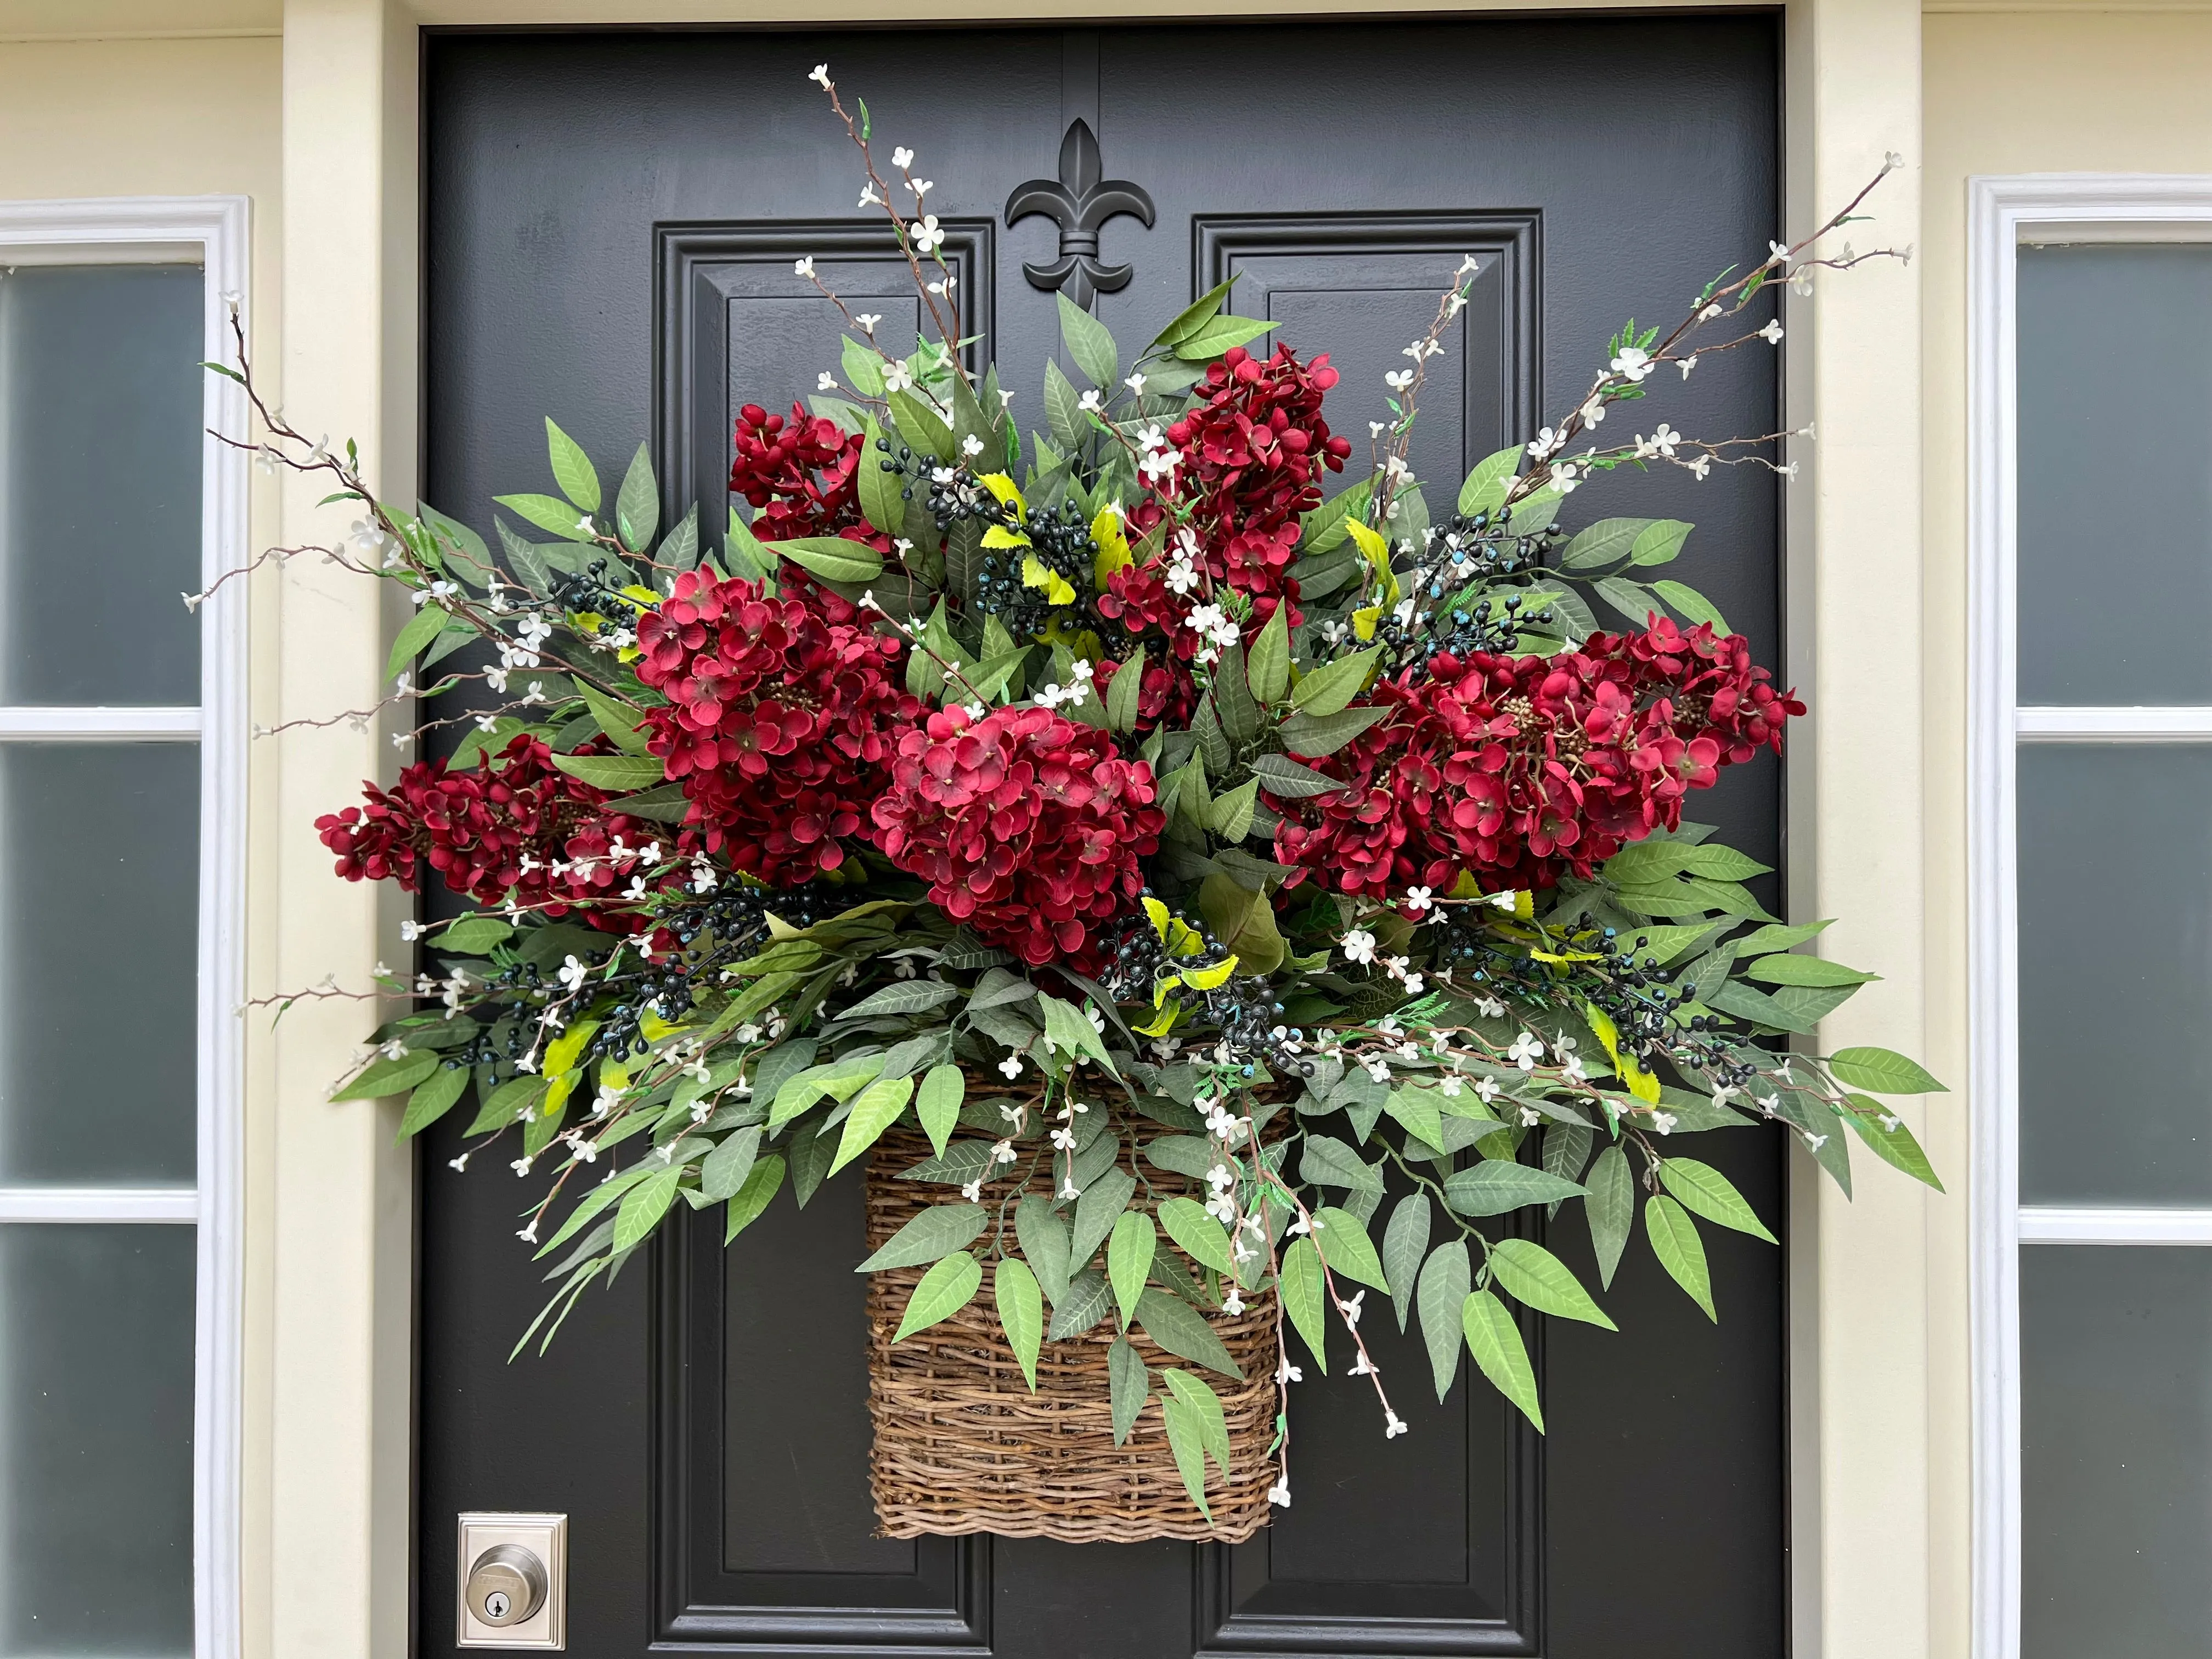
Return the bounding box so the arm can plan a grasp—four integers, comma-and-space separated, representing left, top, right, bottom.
217, 75, 1941, 1524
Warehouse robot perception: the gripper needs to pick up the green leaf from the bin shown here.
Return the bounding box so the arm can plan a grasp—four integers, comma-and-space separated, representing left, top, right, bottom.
916, 1065, 964, 1158
1158, 1195, 1234, 1275
701, 1126, 763, 1203
1732, 918, 1833, 956
549, 752, 665, 792
495, 492, 595, 542
1289, 647, 1380, 716
1312, 1206, 1389, 1293
1047, 1267, 1114, 1340
1442, 1161, 1587, 1218
1037, 992, 1119, 1077
1658, 1156, 1778, 1244
577, 681, 654, 756
1162, 1396, 1213, 1520
1249, 753, 1345, 799
1827, 1046, 1947, 1094
830, 1075, 915, 1175
1417, 1240, 1471, 1401
769, 535, 885, 585
468, 1074, 545, 1136
545, 417, 601, 511
1150, 276, 1235, 350
1109, 1333, 1149, 1444
385, 603, 449, 681
1056, 291, 1119, 391
1384, 1088, 1444, 1154
1280, 1235, 1329, 1373
1173, 313, 1273, 361
1245, 603, 1291, 706
1300, 1136, 1383, 1194
996, 1257, 1045, 1391
1016, 1193, 1073, 1304
1042, 358, 1087, 455
1105, 651, 1147, 733
1630, 518, 1691, 566
1160, 1367, 1232, 1480
1651, 578, 1729, 634
1458, 445, 1522, 515
614, 442, 659, 551
398, 1064, 470, 1138
1383, 1194, 1431, 1333
1593, 575, 1659, 628
1843, 1095, 1946, 1189
613, 1165, 682, 1254
858, 417, 904, 537
895, 1249, 984, 1341
1487, 1237, 1617, 1330
1278, 704, 1390, 758
1559, 517, 1652, 572
437, 915, 513, 955
840, 335, 887, 399
332, 1048, 439, 1101
1208, 777, 1261, 842
856, 1202, 988, 1271
1137, 1288, 1242, 1379
724, 507, 774, 579
1584, 1145, 1635, 1290
1744, 952, 1878, 989
1214, 642, 1261, 742
1645, 1195, 1715, 1320
842, 980, 961, 1018
1070, 1167, 1137, 1268
1463, 1288, 1544, 1432
1109, 1209, 1158, 1327
720, 1152, 785, 1242
887, 390, 955, 462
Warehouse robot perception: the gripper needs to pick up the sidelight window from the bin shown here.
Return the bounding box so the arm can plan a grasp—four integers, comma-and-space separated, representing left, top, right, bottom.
1970, 177, 2212, 1659
0, 199, 247, 1659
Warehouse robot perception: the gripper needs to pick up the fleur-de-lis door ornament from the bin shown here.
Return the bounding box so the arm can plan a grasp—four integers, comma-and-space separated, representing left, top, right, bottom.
1004, 119, 1156, 312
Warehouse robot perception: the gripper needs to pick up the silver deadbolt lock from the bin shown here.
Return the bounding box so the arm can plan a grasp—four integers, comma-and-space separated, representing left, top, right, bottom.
467, 1544, 546, 1626
456, 1513, 566, 1649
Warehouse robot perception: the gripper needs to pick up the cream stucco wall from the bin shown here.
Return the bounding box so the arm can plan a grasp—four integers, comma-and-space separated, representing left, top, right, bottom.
1922, 15, 2212, 1657
0, 29, 287, 1659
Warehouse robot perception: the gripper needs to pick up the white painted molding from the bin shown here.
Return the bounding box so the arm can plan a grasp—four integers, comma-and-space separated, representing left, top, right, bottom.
2016, 706, 2212, 740
0, 192, 249, 1659
1967, 172, 2212, 1659
2018, 1207, 2212, 1245
0, 706, 202, 738
0, 1187, 200, 1223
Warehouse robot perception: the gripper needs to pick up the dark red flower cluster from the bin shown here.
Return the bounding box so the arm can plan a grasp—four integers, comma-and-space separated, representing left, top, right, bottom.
871, 705, 1165, 970
633, 568, 918, 884
729, 401, 883, 549
1090, 650, 1196, 733
1133, 344, 1352, 616
1268, 619, 1802, 900
316, 735, 668, 929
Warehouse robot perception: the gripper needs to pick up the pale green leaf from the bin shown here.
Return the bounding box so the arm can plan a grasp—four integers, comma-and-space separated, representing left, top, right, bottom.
1827, 1046, 1947, 1094
1383, 1194, 1431, 1332
895, 1250, 983, 1340
545, 417, 600, 511
1658, 1156, 1778, 1244
917, 1064, 964, 1158
856, 1201, 988, 1271
1645, 1194, 1715, 1319
1281, 1234, 1329, 1373
1109, 1333, 1149, 1444
1584, 1144, 1635, 1289
1487, 1237, 1617, 1330
1417, 1240, 1471, 1401
1108, 1209, 1158, 1327
1463, 1288, 1544, 1431
995, 1257, 1043, 1391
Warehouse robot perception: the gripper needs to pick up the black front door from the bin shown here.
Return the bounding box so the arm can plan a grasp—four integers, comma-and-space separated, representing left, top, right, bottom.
418, 21, 1787, 1656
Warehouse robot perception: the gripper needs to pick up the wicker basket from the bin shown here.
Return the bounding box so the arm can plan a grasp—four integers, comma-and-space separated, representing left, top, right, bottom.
864, 1124, 1278, 1543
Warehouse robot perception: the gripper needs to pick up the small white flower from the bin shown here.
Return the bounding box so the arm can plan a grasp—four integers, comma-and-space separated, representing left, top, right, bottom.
910, 214, 945, 255
1122, 371, 1147, 397
1768, 239, 1792, 269
1337, 1290, 1365, 1327
1561, 1053, 1588, 1082
1610, 345, 1652, 382
960, 1180, 983, 1202
808, 63, 831, 87
1384, 368, 1415, 392
1647, 422, 1681, 459
817, 371, 839, 392
1688, 454, 1713, 481
855, 313, 882, 333
1758, 318, 1785, 345
1403, 885, 1434, 914
1402, 974, 1425, 996
511, 1156, 533, 1177
908, 178, 933, 200
793, 256, 816, 279
1341, 929, 1378, 966
557, 954, 588, 992
1803, 1132, 1828, 1152
1350, 1351, 1376, 1376
1076, 388, 1104, 415
998, 1054, 1023, 1080
858, 182, 881, 208
1059, 1178, 1081, 1200
960, 433, 985, 458
1506, 1032, 1545, 1071
1205, 1163, 1236, 1193
1268, 1477, 1292, 1507
891, 145, 914, 170
1526, 425, 1564, 459
1384, 1410, 1409, 1440
1278, 1356, 1303, 1384
882, 359, 915, 393
991, 1139, 1018, 1167
1678, 354, 1699, 379
1651, 1111, 1678, 1135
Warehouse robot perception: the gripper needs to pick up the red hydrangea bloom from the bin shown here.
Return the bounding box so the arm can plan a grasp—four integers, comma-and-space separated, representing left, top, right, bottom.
729, 400, 885, 550
1268, 619, 1802, 901
633, 568, 919, 884
1131, 344, 1352, 617
316, 735, 671, 929
871, 705, 1165, 970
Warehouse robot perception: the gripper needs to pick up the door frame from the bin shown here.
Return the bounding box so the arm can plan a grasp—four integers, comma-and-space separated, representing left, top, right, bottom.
260, 4, 1932, 1656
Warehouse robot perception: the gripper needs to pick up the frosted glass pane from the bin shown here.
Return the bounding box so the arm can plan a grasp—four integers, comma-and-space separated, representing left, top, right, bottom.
0, 1224, 194, 1657
2017, 245, 2212, 706
0, 264, 202, 705
0, 746, 197, 1185
2022, 1245, 2212, 1659
2017, 744, 2212, 1204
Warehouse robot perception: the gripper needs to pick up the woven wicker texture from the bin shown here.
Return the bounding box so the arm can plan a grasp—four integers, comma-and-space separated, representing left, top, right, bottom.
865, 1122, 1277, 1543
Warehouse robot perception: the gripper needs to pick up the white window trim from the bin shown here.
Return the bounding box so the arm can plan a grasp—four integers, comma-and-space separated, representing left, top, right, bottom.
1967, 172, 2212, 1659
0, 195, 249, 1659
